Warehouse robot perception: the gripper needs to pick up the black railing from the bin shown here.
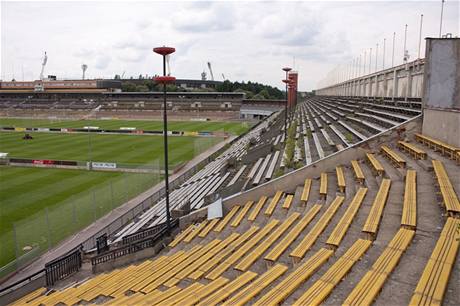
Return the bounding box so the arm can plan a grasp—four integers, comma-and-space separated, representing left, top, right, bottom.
45, 246, 82, 286
91, 220, 176, 266
121, 219, 177, 245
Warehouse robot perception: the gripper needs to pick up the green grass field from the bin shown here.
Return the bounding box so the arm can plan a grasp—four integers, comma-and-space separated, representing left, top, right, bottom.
0, 131, 222, 167
0, 167, 159, 269
0, 118, 250, 135
0, 118, 248, 271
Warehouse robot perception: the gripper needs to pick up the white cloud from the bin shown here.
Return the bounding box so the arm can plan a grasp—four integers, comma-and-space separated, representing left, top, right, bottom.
1, 0, 459, 90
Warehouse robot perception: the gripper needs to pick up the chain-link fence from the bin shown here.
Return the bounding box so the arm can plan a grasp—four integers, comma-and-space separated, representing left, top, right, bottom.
0, 165, 160, 278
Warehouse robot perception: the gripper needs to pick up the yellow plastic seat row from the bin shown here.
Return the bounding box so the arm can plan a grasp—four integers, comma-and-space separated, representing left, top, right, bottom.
248, 196, 268, 221
380, 145, 406, 168
381, 145, 406, 168
401, 170, 417, 228
206, 220, 279, 280
344, 228, 415, 306
362, 179, 391, 236
165, 234, 240, 287
214, 205, 240, 232
140, 243, 215, 293
129, 254, 182, 292
282, 194, 294, 209
235, 213, 300, 271
230, 200, 253, 227
264, 191, 284, 216
294, 239, 372, 306
415, 133, 458, 159
8, 287, 47, 305
198, 218, 220, 238
301, 178, 312, 203
222, 264, 288, 306
326, 187, 368, 247
336, 166, 346, 192
397, 141, 427, 160
290, 196, 345, 260
189, 227, 259, 280
156, 282, 204, 306
180, 277, 230, 306
168, 224, 195, 247
410, 218, 460, 306
320, 172, 328, 197
183, 220, 209, 242
432, 160, 460, 214
255, 248, 334, 306
366, 153, 385, 176
265, 204, 322, 262
351, 160, 365, 184
197, 271, 258, 306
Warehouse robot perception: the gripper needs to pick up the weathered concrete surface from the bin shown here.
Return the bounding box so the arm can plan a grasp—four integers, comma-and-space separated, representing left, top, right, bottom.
422, 108, 460, 147
423, 38, 460, 110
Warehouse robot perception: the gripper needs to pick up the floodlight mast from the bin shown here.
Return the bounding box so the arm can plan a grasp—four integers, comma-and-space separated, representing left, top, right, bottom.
153, 46, 176, 233
39, 52, 48, 81
81, 64, 88, 80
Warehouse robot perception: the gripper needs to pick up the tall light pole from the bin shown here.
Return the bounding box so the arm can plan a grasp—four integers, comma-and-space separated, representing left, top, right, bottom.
153, 46, 176, 232
392, 32, 396, 67
375, 43, 379, 72
282, 67, 291, 141
418, 14, 424, 58
439, 0, 445, 37
382, 38, 386, 70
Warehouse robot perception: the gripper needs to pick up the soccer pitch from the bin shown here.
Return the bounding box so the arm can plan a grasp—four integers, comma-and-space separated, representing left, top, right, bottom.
0, 119, 248, 270
0, 118, 250, 135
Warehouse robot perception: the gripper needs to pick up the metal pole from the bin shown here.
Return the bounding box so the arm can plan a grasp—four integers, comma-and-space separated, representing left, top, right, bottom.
110, 181, 114, 212
13, 223, 19, 269
418, 14, 424, 58
382, 38, 386, 69
92, 191, 97, 221
439, 0, 445, 38
403, 24, 408, 63
358, 54, 361, 77
392, 32, 396, 67
45, 207, 52, 249
162, 55, 172, 232
87, 127, 92, 170
375, 43, 379, 72
364, 50, 367, 75
369, 48, 372, 74
284, 71, 288, 141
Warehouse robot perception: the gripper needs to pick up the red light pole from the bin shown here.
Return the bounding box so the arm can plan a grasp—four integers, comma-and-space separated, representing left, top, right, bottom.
282, 67, 292, 141
153, 46, 176, 232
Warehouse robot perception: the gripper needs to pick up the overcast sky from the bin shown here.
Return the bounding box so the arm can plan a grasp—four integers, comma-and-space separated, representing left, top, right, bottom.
1, 0, 458, 91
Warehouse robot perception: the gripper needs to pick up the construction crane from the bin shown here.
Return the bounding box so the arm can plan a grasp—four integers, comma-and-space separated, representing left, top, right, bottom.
207, 62, 214, 81
39, 52, 48, 81
81, 64, 88, 80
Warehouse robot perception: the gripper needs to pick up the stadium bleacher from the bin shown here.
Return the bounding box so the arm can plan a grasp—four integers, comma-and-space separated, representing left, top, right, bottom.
6, 93, 460, 306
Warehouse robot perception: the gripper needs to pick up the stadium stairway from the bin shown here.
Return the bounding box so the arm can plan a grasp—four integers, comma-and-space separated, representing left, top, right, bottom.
7, 128, 459, 305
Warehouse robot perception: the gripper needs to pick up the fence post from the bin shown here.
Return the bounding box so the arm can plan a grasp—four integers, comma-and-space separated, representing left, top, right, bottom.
13, 223, 19, 270
123, 175, 129, 202
92, 191, 97, 222
72, 201, 77, 227
110, 181, 114, 212
45, 207, 52, 249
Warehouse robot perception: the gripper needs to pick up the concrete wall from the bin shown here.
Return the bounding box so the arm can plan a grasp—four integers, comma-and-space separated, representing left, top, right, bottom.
423, 38, 460, 110
422, 108, 460, 147
316, 59, 424, 99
